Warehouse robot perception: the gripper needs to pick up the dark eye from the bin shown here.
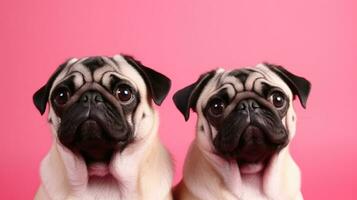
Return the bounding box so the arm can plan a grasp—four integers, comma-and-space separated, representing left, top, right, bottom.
208, 98, 226, 117
269, 91, 286, 108
114, 84, 133, 102
52, 87, 71, 106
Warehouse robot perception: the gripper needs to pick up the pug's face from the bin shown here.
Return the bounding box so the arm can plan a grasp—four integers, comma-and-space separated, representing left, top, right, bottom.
34, 55, 171, 165
173, 63, 310, 172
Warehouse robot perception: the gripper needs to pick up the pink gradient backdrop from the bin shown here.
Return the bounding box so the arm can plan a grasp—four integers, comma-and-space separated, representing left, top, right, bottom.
0, 0, 356, 199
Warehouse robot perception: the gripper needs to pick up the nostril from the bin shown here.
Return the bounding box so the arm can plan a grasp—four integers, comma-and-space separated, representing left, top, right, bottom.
251, 101, 260, 109
237, 102, 247, 110
94, 94, 104, 102
81, 94, 89, 103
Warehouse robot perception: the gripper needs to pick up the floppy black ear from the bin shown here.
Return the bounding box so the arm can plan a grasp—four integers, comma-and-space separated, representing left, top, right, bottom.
173, 71, 216, 121
265, 63, 311, 108
33, 61, 69, 115
122, 55, 171, 106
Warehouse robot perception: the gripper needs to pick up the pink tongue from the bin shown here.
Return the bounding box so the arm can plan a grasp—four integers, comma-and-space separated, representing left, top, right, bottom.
88, 163, 109, 177
239, 162, 264, 174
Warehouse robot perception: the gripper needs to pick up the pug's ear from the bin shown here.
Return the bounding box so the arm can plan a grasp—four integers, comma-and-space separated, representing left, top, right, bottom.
173, 71, 216, 121
33, 60, 72, 115
265, 63, 311, 108
122, 55, 171, 106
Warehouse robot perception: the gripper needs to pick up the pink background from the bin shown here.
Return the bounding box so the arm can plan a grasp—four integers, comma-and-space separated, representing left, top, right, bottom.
1, 0, 356, 199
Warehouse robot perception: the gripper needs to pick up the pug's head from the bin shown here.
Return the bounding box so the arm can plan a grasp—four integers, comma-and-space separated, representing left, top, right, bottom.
33, 55, 171, 166
173, 63, 310, 173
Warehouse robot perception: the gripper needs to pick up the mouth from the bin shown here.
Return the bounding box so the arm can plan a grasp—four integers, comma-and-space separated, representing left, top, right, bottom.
214, 124, 283, 174
232, 126, 270, 174
76, 120, 117, 160
71, 119, 119, 176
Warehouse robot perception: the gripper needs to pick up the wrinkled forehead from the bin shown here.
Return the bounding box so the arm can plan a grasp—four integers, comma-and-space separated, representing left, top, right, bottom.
203, 64, 292, 99
50, 55, 145, 92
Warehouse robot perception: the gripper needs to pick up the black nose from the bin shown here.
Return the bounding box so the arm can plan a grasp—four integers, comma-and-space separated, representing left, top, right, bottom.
79, 91, 104, 105
237, 99, 260, 111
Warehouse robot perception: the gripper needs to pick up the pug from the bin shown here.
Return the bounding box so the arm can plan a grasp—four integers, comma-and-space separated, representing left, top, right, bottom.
33, 55, 173, 200
173, 63, 311, 200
